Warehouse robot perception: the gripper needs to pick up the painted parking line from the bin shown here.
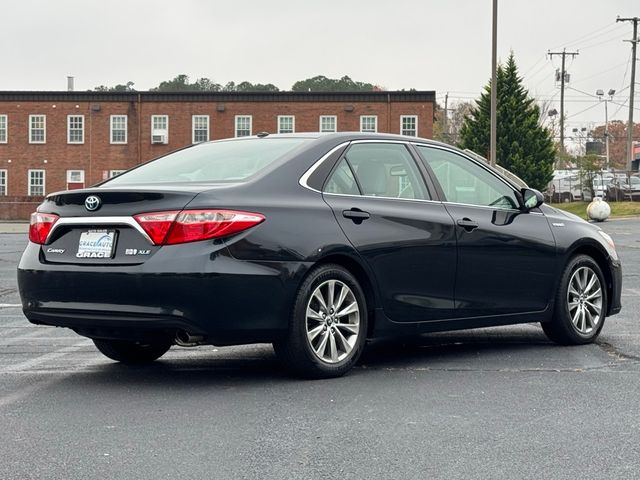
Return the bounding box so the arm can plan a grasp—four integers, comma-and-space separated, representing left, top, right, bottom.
0, 328, 54, 346
0, 320, 32, 329
622, 288, 640, 297
0, 304, 21, 308
0, 339, 93, 374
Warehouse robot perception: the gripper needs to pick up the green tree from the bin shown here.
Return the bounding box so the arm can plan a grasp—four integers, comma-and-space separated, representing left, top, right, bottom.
575, 154, 604, 199
459, 53, 555, 191
93, 81, 135, 92
291, 75, 374, 92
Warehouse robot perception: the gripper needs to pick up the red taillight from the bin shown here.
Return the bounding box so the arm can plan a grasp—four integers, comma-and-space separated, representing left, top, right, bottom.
134, 209, 265, 245
29, 212, 60, 244
132, 211, 180, 245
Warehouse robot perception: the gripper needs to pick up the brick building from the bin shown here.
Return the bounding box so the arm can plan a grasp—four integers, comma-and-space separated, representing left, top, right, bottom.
0, 90, 435, 219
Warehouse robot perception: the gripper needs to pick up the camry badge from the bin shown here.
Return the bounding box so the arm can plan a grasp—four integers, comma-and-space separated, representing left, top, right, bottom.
85, 195, 101, 211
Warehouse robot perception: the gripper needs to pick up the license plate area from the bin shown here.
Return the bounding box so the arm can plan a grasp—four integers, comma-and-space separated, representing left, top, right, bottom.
76, 230, 116, 259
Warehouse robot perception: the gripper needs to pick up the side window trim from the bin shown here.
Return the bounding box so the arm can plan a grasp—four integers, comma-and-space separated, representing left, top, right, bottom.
343, 156, 364, 195
322, 155, 362, 196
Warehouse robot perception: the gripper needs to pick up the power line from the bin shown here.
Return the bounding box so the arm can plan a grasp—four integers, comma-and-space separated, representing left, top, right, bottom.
570, 60, 630, 85
550, 22, 621, 50
579, 31, 629, 50
565, 102, 601, 119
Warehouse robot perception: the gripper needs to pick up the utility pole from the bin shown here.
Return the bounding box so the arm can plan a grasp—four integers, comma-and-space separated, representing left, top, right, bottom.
443, 92, 449, 142
617, 16, 639, 172
548, 49, 579, 152
490, 0, 498, 166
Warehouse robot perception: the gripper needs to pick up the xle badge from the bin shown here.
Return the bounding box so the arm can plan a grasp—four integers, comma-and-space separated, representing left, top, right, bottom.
125, 249, 151, 256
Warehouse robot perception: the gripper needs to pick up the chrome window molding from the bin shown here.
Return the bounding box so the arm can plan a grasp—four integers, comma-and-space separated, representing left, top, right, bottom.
322, 191, 442, 205
299, 142, 351, 193
46, 216, 153, 244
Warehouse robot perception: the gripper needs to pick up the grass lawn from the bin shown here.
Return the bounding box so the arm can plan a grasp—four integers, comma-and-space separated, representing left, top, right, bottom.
549, 201, 640, 220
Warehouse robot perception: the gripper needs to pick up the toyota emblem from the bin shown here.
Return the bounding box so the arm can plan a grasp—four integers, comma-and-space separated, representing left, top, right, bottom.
84, 195, 101, 211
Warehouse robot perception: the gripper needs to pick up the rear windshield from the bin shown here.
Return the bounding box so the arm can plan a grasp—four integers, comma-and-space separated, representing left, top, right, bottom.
106, 138, 309, 185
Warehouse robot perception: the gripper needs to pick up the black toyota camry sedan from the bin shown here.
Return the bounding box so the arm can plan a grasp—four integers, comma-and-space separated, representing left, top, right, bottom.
18, 133, 622, 378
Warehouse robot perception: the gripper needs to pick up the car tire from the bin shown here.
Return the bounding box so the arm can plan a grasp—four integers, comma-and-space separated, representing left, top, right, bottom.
273, 264, 368, 379
93, 339, 172, 364
542, 254, 607, 345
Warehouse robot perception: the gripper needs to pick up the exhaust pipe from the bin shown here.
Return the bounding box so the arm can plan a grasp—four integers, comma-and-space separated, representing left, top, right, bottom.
175, 330, 204, 347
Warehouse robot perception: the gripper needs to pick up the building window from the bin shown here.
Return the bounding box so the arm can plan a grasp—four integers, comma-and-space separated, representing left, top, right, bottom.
67, 115, 84, 144
0, 170, 6, 195
319, 115, 337, 133
151, 115, 169, 144
28, 169, 45, 196
0, 115, 7, 143
235, 115, 252, 137
360, 115, 377, 133
400, 115, 418, 137
110, 115, 127, 144
277, 115, 295, 134
66, 170, 85, 183
29, 115, 46, 144
192, 115, 209, 144
109, 170, 126, 178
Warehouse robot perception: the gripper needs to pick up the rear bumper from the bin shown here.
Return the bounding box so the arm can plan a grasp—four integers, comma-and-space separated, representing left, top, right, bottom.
18, 242, 309, 345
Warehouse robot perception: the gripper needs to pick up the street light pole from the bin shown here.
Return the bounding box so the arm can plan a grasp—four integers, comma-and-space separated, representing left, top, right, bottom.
605, 99, 610, 170
596, 89, 615, 170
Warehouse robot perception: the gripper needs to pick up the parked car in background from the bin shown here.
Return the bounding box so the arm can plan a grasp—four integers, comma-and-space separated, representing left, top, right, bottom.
608, 176, 640, 201
548, 171, 591, 202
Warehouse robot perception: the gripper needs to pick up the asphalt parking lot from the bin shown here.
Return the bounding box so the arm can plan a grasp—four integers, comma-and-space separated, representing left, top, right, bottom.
1, 219, 639, 480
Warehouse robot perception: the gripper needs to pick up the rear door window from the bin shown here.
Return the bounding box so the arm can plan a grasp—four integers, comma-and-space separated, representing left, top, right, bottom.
341, 143, 429, 200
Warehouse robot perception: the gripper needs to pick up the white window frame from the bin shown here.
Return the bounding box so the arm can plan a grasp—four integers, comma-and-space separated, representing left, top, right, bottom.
28, 169, 45, 196
67, 115, 85, 144
319, 115, 337, 133
192, 115, 209, 144
66, 169, 85, 184
109, 170, 126, 178
29, 114, 46, 144
0, 115, 7, 143
151, 115, 169, 144
277, 115, 295, 134
400, 115, 418, 137
360, 115, 378, 133
110, 115, 128, 144
0, 169, 7, 195
235, 115, 252, 137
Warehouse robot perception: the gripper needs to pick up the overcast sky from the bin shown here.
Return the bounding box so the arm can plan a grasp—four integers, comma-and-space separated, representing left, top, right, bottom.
2, 0, 638, 138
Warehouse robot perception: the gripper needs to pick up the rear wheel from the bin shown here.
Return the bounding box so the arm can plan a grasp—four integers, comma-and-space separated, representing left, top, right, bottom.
274, 264, 368, 378
542, 255, 607, 345
93, 339, 172, 364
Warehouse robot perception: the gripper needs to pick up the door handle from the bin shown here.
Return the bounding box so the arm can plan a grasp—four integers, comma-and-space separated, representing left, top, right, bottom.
342, 208, 370, 223
456, 217, 479, 232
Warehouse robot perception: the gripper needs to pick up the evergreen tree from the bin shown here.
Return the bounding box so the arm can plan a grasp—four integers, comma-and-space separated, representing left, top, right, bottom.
459, 53, 555, 191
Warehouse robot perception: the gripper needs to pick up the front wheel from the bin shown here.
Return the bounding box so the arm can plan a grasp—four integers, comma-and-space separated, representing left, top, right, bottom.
542, 255, 607, 345
93, 339, 172, 364
274, 264, 368, 379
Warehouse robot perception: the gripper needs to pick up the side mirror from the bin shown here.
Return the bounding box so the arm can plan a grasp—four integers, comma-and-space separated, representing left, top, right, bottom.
521, 188, 544, 211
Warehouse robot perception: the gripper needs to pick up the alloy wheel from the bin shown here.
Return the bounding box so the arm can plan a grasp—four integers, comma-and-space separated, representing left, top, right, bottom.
305, 279, 360, 363
566, 266, 603, 335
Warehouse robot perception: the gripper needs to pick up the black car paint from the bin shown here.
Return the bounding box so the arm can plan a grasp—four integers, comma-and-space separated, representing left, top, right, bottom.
18, 133, 622, 346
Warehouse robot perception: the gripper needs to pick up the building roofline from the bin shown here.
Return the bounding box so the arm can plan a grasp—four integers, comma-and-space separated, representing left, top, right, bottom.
0, 90, 435, 103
